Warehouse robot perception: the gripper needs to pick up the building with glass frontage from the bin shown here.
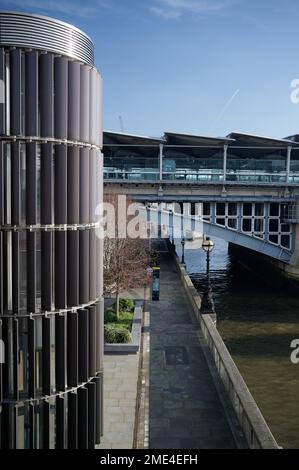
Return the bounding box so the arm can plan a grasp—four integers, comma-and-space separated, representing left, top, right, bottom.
103, 131, 299, 183
0, 11, 104, 448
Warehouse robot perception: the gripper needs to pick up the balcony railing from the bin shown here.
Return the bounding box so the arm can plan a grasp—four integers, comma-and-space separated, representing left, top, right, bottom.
104, 168, 290, 184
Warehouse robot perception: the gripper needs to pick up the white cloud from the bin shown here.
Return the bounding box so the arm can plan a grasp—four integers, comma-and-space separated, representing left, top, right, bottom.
1, 0, 112, 19
150, 0, 236, 19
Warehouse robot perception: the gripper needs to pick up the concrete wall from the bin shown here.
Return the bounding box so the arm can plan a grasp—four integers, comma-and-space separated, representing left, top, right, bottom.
170, 246, 279, 449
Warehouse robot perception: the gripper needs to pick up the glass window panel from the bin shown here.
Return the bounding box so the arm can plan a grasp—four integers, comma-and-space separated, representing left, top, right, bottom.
103, 145, 159, 180
270, 203, 279, 217
243, 203, 252, 216
281, 224, 291, 233
281, 235, 290, 249
164, 146, 224, 170
228, 203, 237, 216
216, 203, 225, 216
269, 219, 279, 232
269, 234, 278, 244
227, 147, 287, 175
228, 219, 237, 229
255, 203, 264, 217
290, 148, 299, 174
216, 218, 225, 226
242, 219, 252, 232
254, 219, 264, 232
203, 203, 210, 216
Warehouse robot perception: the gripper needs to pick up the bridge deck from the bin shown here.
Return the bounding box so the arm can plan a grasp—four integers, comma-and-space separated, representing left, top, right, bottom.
148, 241, 244, 449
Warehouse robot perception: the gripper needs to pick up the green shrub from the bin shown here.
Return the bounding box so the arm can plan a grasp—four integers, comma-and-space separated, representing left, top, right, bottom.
104, 324, 118, 343
104, 324, 132, 344
104, 308, 117, 323
111, 298, 135, 312
116, 328, 132, 343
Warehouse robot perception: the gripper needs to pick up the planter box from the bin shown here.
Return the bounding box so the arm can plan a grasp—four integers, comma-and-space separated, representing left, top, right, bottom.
104, 300, 143, 354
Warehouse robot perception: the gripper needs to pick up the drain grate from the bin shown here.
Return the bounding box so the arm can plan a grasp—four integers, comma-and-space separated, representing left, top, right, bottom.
164, 346, 189, 366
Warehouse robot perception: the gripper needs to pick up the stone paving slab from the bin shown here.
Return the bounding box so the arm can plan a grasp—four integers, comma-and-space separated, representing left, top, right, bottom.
96, 353, 140, 449
148, 250, 237, 449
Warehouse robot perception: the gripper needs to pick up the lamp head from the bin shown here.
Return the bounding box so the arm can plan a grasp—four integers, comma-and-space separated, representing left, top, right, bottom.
202, 236, 214, 252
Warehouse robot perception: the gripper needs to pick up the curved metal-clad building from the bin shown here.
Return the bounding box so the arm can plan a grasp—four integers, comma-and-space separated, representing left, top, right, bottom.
0, 11, 104, 449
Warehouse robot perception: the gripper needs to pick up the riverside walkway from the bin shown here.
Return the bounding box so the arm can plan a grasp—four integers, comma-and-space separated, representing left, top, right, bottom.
148, 241, 244, 449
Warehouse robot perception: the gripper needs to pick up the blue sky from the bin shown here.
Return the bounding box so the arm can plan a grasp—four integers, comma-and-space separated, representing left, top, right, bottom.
1, 0, 299, 138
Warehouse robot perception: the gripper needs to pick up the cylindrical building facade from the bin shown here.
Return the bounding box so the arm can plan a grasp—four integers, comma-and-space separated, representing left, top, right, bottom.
0, 11, 104, 449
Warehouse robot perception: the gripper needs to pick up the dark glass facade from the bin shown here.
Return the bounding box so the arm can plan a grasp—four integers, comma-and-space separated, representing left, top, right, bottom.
0, 12, 104, 449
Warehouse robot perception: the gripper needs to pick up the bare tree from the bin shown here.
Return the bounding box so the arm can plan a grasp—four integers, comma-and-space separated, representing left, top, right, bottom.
103, 193, 150, 318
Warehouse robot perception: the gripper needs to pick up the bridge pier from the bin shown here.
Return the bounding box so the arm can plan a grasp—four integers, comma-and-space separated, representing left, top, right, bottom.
228, 241, 299, 292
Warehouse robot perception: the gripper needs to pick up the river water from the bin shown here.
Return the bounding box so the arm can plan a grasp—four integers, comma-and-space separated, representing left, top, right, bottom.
176, 237, 299, 449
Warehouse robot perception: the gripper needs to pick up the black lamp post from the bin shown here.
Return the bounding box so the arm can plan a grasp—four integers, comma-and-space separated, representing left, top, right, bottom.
202, 236, 215, 313
169, 210, 175, 246
181, 237, 186, 264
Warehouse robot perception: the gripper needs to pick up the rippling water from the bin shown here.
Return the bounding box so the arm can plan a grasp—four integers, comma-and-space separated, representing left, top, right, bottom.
176, 238, 299, 449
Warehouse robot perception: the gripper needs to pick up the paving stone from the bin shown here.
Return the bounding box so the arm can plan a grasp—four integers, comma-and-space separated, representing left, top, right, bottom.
97, 346, 140, 449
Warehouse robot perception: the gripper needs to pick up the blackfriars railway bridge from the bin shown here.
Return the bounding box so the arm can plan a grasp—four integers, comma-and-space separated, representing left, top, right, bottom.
103, 130, 299, 277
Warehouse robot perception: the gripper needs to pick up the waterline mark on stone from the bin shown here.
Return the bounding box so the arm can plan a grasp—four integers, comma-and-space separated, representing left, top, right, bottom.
290, 339, 299, 364
0, 339, 4, 364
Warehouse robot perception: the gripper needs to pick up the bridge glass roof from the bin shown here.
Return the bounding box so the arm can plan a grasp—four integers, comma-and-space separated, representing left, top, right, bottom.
285, 134, 299, 143
164, 132, 233, 147
104, 131, 163, 146
227, 132, 298, 147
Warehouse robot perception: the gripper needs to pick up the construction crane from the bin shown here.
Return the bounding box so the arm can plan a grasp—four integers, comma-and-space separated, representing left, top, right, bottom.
118, 115, 124, 133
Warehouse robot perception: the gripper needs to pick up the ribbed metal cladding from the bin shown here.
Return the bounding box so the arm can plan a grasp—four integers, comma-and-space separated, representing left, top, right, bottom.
0, 12, 103, 449
0, 11, 94, 66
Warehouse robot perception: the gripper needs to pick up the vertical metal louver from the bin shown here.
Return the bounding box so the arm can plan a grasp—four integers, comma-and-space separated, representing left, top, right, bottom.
0, 11, 104, 449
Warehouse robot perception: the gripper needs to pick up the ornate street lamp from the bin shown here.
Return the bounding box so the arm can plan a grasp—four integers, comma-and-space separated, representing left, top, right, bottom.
181, 237, 186, 264
169, 210, 175, 246
202, 236, 215, 313
202, 237, 214, 275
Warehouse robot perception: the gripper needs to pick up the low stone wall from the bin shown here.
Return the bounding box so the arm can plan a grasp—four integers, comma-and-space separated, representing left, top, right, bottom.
171, 248, 279, 450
